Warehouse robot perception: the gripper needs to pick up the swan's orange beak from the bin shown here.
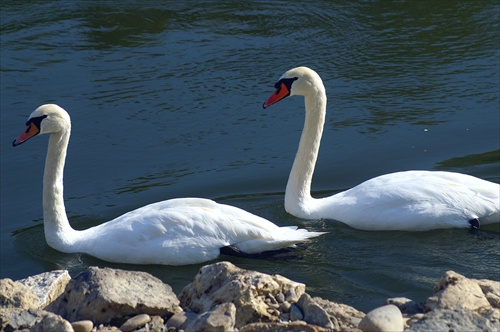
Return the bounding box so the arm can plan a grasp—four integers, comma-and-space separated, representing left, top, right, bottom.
13, 122, 41, 147
263, 81, 291, 109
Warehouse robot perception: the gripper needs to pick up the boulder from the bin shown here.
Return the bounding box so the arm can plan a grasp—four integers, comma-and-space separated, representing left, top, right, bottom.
46, 266, 182, 324
426, 270, 491, 311
0, 278, 40, 309
18, 270, 71, 309
0, 307, 73, 332
358, 304, 404, 332
179, 261, 305, 328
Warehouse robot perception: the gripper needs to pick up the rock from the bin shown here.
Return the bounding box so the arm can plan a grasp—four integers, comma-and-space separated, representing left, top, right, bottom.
45, 266, 181, 324
385, 297, 423, 315
149, 315, 166, 332
406, 308, 497, 332
0, 307, 73, 332
184, 302, 236, 332
312, 296, 365, 330
0, 278, 40, 309
71, 320, 93, 332
167, 311, 198, 330
120, 313, 151, 332
239, 321, 333, 332
297, 293, 336, 329
179, 261, 306, 328
358, 304, 404, 332
289, 303, 304, 321
477, 278, 500, 308
18, 270, 71, 309
426, 270, 491, 311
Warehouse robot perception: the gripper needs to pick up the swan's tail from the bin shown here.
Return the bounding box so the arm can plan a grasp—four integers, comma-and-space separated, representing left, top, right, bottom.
237, 227, 327, 254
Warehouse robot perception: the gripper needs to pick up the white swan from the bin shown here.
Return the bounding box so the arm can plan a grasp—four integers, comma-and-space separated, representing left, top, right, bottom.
13, 104, 325, 265
263, 66, 500, 231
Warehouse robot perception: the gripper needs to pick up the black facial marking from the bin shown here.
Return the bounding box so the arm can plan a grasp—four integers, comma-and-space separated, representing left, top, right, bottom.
275, 77, 298, 96
26, 114, 48, 128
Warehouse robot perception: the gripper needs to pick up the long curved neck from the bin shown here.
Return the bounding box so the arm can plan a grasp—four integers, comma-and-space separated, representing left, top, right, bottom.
43, 129, 78, 252
285, 90, 327, 218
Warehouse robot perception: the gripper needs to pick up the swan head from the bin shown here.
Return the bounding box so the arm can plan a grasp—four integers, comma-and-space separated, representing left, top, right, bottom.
263, 66, 325, 108
13, 104, 71, 146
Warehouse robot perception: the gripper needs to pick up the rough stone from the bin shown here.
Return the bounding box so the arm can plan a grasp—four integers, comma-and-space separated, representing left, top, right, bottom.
297, 293, 336, 329
0, 307, 73, 332
179, 261, 306, 328
358, 304, 404, 332
0, 278, 40, 309
148, 315, 166, 332
19, 270, 71, 309
120, 313, 151, 332
166, 311, 198, 330
407, 308, 497, 332
385, 297, 423, 315
289, 303, 303, 321
239, 320, 334, 332
45, 266, 181, 324
312, 296, 365, 329
426, 270, 491, 311
477, 278, 500, 308
71, 320, 93, 332
184, 302, 236, 332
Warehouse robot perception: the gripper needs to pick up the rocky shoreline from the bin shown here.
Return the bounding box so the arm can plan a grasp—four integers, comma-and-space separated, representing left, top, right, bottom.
1, 261, 498, 331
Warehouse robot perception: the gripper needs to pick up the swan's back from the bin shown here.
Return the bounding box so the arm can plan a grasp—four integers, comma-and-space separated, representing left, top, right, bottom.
75, 198, 324, 265
318, 171, 500, 231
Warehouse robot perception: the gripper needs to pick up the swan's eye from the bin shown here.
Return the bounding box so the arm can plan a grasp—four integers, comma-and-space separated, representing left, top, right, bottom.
25, 115, 48, 129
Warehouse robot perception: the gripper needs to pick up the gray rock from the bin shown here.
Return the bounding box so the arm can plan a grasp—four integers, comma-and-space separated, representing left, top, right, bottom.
385, 297, 423, 315
239, 320, 333, 332
120, 313, 151, 332
407, 308, 497, 332
0, 307, 73, 332
289, 303, 304, 321
297, 293, 336, 329
0, 278, 40, 309
18, 270, 71, 309
167, 311, 198, 330
358, 304, 403, 332
184, 302, 236, 332
311, 296, 365, 330
179, 261, 305, 328
71, 320, 93, 332
46, 266, 181, 324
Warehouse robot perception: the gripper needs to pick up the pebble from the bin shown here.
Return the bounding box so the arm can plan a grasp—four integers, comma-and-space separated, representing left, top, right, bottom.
120, 314, 151, 332
276, 292, 285, 303
268, 303, 280, 310
71, 320, 93, 332
280, 301, 292, 313
151, 315, 164, 325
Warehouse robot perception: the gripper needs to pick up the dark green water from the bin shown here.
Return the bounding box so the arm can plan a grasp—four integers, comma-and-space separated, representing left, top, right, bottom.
1, 1, 499, 312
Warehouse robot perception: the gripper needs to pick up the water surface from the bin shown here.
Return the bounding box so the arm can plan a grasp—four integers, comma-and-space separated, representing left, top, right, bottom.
1, 1, 499, 312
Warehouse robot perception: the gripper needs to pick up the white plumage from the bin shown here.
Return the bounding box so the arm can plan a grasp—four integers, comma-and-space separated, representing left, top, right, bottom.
263, 66, 499, 231
13, 104, 324, 265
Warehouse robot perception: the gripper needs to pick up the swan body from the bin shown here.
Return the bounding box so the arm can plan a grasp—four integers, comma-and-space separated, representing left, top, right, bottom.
13, 104, 324, 265
263, 66, 500, 231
